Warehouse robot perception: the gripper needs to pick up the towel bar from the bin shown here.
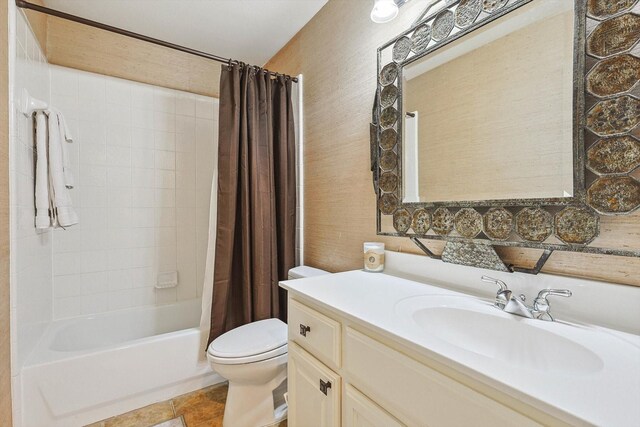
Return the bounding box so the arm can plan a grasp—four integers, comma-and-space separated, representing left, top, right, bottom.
21, 88, 48, 117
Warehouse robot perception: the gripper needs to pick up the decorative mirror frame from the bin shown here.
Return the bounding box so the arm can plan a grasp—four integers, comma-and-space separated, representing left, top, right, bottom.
372, 0, 640, 269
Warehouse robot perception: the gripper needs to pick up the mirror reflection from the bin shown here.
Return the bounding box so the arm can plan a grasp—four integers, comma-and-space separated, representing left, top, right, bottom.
402, 0, 575, 203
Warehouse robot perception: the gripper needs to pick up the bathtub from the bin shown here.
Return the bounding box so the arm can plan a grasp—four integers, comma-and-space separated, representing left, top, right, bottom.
21, 299, 223, 427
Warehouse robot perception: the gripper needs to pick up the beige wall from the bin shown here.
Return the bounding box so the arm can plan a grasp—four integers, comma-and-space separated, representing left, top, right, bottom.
1, 0, 13, 422
266, 0, 640, 286
24, 6, 220, 97
23, 0, 47, 55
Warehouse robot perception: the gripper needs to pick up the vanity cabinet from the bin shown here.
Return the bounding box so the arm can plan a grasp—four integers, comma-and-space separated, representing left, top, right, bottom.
288, 342, 341, 427
344, 384, 404, 427
287, 297, 541, 427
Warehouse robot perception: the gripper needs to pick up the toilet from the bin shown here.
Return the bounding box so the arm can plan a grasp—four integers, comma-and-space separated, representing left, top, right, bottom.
207, 266, 329, 427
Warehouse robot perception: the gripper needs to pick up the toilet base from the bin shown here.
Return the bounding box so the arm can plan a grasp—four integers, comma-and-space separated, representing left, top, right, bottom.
222, 361, 288, 427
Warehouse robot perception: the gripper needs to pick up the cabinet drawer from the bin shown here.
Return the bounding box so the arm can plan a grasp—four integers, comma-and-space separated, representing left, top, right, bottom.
344, 327, 540, 427
288, 298, 341, 369
344, 384, 405, 427
289, 342, 341, 427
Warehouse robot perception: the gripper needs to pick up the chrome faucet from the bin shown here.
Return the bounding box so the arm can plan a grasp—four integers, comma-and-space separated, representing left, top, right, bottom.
481, 276, 533, 318
532, 289, 572, 321
481, 276, 572, 321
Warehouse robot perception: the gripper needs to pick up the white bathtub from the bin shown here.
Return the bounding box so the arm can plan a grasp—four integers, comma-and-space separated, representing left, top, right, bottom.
21, 299, 222, 427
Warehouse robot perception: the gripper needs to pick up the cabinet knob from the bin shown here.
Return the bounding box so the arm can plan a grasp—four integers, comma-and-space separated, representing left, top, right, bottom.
299, 324, 311, 337
320, 379, 332, 395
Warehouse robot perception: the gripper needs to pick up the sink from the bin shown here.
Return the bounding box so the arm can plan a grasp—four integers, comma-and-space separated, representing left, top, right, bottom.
395, 295, 604, 374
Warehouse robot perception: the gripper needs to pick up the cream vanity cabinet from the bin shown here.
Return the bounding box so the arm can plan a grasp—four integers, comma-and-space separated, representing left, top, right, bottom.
287, 299, 343, 427
286, 297, 542, 427
288, 343, 341, 426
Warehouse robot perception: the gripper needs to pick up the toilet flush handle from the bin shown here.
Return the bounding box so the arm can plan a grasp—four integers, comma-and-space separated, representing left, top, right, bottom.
299, 324, 311, 337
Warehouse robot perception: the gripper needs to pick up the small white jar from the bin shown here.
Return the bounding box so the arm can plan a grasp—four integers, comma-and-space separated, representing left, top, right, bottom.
363, 242, 385, 272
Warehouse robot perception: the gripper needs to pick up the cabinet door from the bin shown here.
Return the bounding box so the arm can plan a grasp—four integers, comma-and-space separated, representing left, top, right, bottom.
345, 327, 541, 427
288, 342, 341, 427
344, 384, 405, 427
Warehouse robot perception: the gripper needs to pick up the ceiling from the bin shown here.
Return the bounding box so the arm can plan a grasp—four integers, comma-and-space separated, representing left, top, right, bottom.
43, 0, 329, 66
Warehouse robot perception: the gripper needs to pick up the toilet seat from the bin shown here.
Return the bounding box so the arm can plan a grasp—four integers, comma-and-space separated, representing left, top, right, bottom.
208, 344, 287, 365
207, 318, 288, 365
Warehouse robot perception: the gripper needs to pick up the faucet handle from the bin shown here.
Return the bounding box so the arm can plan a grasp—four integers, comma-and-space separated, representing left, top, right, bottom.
481, 275, 508, 291
536, 289, 572, 300
481, 276, 511, 309
533, 289, 572, 321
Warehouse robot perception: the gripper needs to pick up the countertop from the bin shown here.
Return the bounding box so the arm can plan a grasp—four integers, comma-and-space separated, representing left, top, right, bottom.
280, 270, 640, 427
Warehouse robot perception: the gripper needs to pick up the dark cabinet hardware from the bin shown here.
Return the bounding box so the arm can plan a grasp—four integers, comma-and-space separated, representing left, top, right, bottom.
320, 379, 332, 395
299, 324, 311, 337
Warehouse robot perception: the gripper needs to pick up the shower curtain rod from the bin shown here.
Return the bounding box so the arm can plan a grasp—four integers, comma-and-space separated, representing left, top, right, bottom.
15, 0, 298, 83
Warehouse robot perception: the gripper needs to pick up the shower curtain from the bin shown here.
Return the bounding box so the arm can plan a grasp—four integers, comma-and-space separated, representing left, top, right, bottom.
201, 64, 296, 347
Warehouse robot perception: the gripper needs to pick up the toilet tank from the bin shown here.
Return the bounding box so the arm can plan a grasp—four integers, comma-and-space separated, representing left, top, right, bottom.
288, 266, 329, 280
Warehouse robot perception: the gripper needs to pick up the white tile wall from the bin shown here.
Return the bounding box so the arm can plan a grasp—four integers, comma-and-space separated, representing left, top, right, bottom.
10, 10, 52, 371
8, 9, 218, 427
49, 66, 218, 319
9, 9, 51, 427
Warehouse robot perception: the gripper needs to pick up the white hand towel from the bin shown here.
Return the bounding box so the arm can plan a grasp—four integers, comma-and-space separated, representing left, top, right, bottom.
57, 110, 73, 142
34, 111, 51, 229
47, 111, 79, 228
54, 110, 75, 189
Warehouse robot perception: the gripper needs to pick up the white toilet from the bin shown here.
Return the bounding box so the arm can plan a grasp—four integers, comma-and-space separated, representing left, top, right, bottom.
207, 266, 329, 427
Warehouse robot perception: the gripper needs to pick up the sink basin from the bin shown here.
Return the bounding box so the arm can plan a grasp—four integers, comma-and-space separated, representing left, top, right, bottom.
395, 295, 604, 374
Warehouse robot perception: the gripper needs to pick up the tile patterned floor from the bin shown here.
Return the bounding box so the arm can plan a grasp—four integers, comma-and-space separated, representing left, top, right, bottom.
85, 383, 288, 427
150, 419, 186, 427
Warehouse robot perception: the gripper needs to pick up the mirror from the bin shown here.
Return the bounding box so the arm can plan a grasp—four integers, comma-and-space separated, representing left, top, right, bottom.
373, 0, 640, 266
402, 0, 575, 203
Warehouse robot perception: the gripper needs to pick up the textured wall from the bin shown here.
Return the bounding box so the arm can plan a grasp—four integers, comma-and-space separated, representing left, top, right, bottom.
265, 0, 640, 286
22, 4, 220, 97
23, 0, 47, 54
45, 17, 220, 97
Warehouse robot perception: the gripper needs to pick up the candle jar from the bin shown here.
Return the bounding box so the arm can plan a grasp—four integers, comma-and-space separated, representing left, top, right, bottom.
363, 242, 385, 272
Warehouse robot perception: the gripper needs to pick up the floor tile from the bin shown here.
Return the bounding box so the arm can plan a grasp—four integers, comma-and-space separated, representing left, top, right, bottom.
152, 416, 185, 427
103, 401, 175, 427
86, 382, 287, 427
172, 383, 228, 427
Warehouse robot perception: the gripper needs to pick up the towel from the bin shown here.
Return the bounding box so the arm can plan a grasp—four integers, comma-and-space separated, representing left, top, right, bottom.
34, 111, 51, 229
54, 110, 75, 189
47, 110, 79, 227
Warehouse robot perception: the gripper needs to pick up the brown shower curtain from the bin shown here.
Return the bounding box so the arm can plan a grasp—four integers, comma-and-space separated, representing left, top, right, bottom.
207, 64, 296, 345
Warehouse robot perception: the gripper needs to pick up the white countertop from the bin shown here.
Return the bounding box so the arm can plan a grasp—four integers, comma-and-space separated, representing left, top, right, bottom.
280, 270, 640, 427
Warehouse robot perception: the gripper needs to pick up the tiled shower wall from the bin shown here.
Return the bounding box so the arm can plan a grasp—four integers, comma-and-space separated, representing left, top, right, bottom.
9, 9, 52, 422
48, 66, 217, 319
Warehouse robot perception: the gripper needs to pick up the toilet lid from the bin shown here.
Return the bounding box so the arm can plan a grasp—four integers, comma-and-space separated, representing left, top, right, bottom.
208, 318, 287, 361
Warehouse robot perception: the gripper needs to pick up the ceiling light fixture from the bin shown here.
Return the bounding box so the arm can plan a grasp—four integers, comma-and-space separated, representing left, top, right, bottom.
370, 0, 399, 24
